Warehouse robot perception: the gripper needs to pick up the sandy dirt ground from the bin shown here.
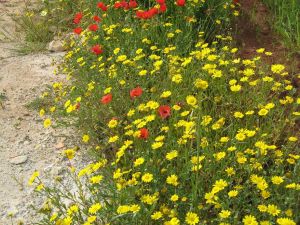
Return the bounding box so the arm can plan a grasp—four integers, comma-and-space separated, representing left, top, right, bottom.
0, 1, 86, 224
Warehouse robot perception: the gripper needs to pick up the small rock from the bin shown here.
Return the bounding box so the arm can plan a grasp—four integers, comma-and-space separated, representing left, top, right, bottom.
48, 38, 65, 52
50, 166, 64, 176
55, 141, 65, 150
9, 155, 28, 165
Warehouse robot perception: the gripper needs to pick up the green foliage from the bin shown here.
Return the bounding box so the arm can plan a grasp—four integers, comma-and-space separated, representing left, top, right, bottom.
26, 1, 300, 225
262, 0, 300, 51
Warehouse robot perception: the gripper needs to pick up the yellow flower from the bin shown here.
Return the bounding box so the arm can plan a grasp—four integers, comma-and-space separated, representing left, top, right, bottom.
152, 141, 164, 150
108, 119, 118, 128
220, 137, 229, 143
225, 167, 235, 176
234, 111, 244, 118
142, 173, 154, 183
116, 55, 127, 62
185, 212, 199, 225
90, 175, 103, 184
88, 203, 102, 214
256, 48, 265, 53
288, 136, 298, 142
130, 204, 140, 213
194, 79, 208, 89
243, 215, 258, 225
228, 190, 238, 197
43, 118, 51, 128
39, 109, 45, 117
108, 135, 119, 143
243, 68, 255, 76
151, 211, 163, 220
236, 132, 246, 141
104, 87, 112, 94
166, 150, 178, 161
117, 205, 131, 214
28, 171, 39, 185
186, 95, 197, 107
276, 218, 296, 225
219, 210, 231, 219
230, 84, 241, 92
134, 157, 145, 167
64, 149, 75, 160
214, 151, 226, 161
82, 134, 90, 143
139, 70, 147, 76
258, 108, 269, 116
271, 64, 285, 74
172, 74, 183, 83
164, 217, 180, 225
170, 194, 179, 202
166, 174, 179, 186
267, 204, 281, 216
271, 176, 284, 185
141, 193, 159, 205
212, 179, 228, 193
113, 48, 120, 55
161, 91, 172, 98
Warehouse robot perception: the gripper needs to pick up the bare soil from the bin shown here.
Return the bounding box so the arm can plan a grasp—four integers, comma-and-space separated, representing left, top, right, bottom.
0, 1, 86, 224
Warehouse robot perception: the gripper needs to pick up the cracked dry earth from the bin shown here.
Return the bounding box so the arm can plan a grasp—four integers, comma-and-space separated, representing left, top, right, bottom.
0, 1, 87, 224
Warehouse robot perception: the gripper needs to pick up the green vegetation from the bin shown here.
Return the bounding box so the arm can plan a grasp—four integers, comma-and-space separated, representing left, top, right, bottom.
17, 0, 300, 224
262, 0, 300, 51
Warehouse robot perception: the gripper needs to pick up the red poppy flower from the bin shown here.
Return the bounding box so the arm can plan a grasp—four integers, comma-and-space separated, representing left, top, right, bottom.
233, 0, 239, 4
148, 7, 159, 17
139, 128, 149, 139
91, 45, 103, 55
159, 4, 167, 13
101, 93, 112, 104
73, 12, 83, 24
158, 105, 171, 119
97, 2, 108, 11
74, 27, 83, 35
130, 87, 143, 99
129, 0, 138, 8
114, 1, 123, 8
93, 15, 101, 22
136, 10, 145, 19
176, 0, 185, 6
89, 24, 98, 31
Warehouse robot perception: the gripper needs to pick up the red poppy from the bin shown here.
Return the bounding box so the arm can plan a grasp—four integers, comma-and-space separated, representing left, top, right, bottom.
89, 24, 98, 31
74, 27, 83, 35
91, 45, 103, 55
130, 87, 143, 99
139, 128, 149, 139
114, 1, 123, 8
159, 4, 167, 13
97, 2, 108, 11
233, 0, 239, 4
148, 7, 159, 17
136, 10, 145, 19
93, 15, 101, 22
73, 12, 83, 24
176, 0, 185, 6
158, 105, 171, 119
129, 0, 138, 8
101, 93, 112, 104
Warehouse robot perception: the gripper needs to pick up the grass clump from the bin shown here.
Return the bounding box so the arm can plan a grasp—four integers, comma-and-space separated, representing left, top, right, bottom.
28, 1, 299, 225
262, 0, 300, 51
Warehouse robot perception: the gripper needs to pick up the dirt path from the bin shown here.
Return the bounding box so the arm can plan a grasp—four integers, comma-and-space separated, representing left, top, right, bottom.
0, 1, 85, 224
